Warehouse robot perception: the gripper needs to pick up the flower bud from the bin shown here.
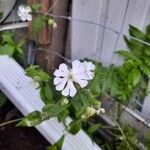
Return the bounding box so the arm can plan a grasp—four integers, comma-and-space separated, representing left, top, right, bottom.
94, 100, 101, 109
61, 98, 69, 105
53, 22, 57, 29
86, 107, 96, 117
48, 19, 55, 25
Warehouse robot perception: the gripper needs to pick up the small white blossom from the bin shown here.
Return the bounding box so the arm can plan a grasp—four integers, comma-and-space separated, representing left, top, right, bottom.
54, 60, 92, 97
18, 5, 32, 21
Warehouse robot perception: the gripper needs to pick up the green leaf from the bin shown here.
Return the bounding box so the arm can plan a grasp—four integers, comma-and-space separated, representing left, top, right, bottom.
58, 110, 69, 125
31, 3, 41, 11
71, 93, 83, 111
25, 65, 50, 82
42, 104, 69, 118
0, 92, 6, 108
17, 111, 42, 127
129, 25, 145, 40
32, 16, 46, 33
140, 64, 150, 78
116, 50, 137, 61
69, 120, 81, 135
0, 44, 15, 56
89, 64, 101, 96
2, 31, 14, 45
87, 123, 102, 135
47, 135, 65, 150
40, 83, 53, 104
132, 70, 141, 86
0, 12, 3, 20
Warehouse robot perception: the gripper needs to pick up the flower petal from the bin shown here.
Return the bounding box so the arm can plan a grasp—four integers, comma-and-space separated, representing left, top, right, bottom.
54, 77, 63, 85
54, 69, 64, 77
27, 14, 32, 21
26, 6, 32, 13
56, 78, 67, 91
62, 83, 70, 96
59, 63, 69, 72
75, 78, 88, 88
68, 81, 77, 97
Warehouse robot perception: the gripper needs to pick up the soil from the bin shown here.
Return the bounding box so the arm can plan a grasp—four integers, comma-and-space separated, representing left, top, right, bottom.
0, 101, 50, 150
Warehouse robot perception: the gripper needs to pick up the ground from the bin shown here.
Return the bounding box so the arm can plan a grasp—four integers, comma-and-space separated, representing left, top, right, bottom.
0, 101, 49, 150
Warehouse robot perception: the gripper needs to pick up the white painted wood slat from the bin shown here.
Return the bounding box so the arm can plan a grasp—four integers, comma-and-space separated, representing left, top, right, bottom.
0, 55, 101, 150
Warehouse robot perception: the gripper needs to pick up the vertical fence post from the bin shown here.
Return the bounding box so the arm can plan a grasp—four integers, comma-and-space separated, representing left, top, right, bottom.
27, 0, 70, 73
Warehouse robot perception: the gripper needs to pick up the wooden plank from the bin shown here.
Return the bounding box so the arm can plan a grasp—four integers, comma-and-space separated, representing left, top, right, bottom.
99, 0, 128, 66
71, 0, 103, 61
112, 0, 150, 65
0, 55, 101, 150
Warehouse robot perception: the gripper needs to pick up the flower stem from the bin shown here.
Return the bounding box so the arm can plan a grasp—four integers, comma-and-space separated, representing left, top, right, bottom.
114, 120, 132, 150
0, 118, 22, 127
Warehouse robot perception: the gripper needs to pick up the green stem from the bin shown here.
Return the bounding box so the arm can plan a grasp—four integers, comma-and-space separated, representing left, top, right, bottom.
114, 120, 132, 150
0, 118, 22, 127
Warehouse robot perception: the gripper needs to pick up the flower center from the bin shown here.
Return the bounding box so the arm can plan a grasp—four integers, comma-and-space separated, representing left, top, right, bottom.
68, 73, 73, 81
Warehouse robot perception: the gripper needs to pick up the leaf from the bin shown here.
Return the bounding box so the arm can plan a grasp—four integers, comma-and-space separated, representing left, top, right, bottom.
17, 111, 42, 127
69, 120, 81, 135
0, 12, 3, 20
25, 65, 50, 82
87, 123, 102, 135
32, 16, 46, 33
42, 104, 69, 118
2, 31, 14, 45
58, 110, 69, 125
115, 50, 137, 61
0, 44, 15, 56
129, 25, 145, 40
140, 63, 150, 78
89, 63, 101, 96
31, 3, 41, 11
71, 93, 83, 111
47, 135, 65, 150
131, 70, 141, 86
0, 92, 6, 108
40, 83, 53, 104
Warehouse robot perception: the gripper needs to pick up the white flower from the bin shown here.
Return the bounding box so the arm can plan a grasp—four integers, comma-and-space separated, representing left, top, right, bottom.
18, 5, 32, 21
54, 60, 91, 97
83, 61, 95, 80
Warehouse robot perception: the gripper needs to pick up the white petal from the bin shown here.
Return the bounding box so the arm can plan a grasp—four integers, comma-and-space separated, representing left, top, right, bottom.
54, 77, 63, 85
26, 6, 32, 13
27, 14, 32, 21
59, 63, 68, 72
75, 78, 88, 88
62, 83, 70, 96
83, 61, 95, 71
21, 15, 27, 21
54, 69, 64, 77
18, 6, 25, 12
56, 78, 67, 91
72, 60, 81, 73
83, 61, 95, 80
68, 81, 77, 97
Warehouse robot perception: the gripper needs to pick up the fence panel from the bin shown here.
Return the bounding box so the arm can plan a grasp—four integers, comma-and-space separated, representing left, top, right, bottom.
71, 0, 150, 122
